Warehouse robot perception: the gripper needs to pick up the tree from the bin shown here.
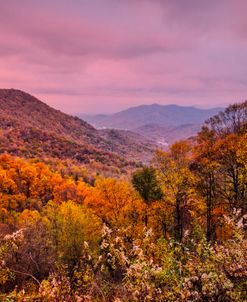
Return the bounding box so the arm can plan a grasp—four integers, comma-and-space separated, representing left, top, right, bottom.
44, 201, 101, 273
213, 134, 247, 214
205, 100, 247, 135
192, 101, 247, 241
153, 142, 196, 242
191, 127, 221, 242
132, 167, 163, 227
84, 177, 143, 231
132, 167, 163, 205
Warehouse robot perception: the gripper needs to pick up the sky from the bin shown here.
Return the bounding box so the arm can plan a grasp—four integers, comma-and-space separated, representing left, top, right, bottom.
0, 0, 247, 114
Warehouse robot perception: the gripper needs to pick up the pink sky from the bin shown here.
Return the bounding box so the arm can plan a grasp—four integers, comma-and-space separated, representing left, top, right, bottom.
0, 0, 247, 114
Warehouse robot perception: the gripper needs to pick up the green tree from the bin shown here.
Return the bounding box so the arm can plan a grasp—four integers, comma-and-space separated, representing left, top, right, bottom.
132, 167, 163, 227
132, 167, 163, 205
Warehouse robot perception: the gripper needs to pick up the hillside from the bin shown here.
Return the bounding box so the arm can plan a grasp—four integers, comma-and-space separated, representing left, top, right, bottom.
0, 89, 155, 168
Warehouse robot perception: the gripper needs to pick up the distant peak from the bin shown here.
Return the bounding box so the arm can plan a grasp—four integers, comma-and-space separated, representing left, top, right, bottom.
164, 104, 179, 108
150, 103, 161, 106
141, 103, 189, 109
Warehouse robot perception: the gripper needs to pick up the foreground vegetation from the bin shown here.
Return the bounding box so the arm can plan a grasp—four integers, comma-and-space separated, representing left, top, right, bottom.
0, 101, 247, 301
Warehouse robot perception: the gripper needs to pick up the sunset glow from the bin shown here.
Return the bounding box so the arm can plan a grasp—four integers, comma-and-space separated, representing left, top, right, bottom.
0, 0, 247, 113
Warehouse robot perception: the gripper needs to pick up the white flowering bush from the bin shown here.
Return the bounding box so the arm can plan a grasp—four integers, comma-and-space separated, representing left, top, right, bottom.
180, 214, 247, 302
0, 229, 25, 287
4, 216, 246, 301
39, 267, 73, 301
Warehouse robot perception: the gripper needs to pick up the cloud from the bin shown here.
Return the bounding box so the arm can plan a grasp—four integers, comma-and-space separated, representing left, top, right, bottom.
0, 1, 192, 59
0, 0, 246, 113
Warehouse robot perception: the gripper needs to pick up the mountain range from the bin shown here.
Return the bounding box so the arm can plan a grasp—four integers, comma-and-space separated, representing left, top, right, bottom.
81, 104, 222, 145
0, 89, 222, 171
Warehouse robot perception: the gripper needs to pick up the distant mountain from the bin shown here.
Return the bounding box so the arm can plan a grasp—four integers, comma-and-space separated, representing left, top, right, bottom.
133, 123, 202, 146
81, 104, 222, 145
81, 104, 222, 130
0, 89, 155, 169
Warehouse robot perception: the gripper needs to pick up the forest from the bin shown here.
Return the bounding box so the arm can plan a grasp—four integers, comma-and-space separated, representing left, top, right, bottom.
0, 101, 246, 301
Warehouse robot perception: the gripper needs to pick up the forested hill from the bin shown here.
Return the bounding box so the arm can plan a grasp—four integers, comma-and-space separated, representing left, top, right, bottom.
0, 89, 155, 169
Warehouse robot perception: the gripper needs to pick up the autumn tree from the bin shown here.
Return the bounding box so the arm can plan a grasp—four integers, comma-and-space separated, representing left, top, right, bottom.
191, 127, 221, 241
192, 101, 247, 240
44, 201, 101, 273
84, 177, 145, 236
153, 141, 197, 241
205, 100, 247, 135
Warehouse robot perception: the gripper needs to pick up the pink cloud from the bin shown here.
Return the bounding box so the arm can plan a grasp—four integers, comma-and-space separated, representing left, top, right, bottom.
0, 0, 246, 114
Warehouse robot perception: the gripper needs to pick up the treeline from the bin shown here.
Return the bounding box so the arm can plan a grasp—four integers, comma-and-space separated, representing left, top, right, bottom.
0, 101, 246, 301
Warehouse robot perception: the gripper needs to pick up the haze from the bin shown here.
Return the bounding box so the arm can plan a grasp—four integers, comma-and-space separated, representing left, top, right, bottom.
0, 0, 247, 114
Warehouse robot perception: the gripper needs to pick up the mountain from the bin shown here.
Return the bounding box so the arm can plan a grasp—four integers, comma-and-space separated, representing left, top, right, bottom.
81, 104, 222, 130
81, 104, 222, 145
0, 89, 155, 169
133, 123, 202, 146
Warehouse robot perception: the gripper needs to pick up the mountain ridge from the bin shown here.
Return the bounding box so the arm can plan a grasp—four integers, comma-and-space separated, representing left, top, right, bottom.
80, 103, 222, 145
0, 89, 155, 169
81, 103, 223, 130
